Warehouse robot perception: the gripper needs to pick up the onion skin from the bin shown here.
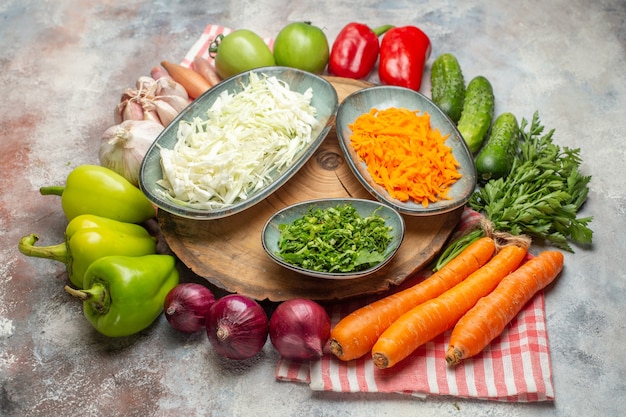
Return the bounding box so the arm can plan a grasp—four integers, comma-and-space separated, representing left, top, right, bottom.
164, 283, 215, 333
206, 294, 269, 360
269, 298, 331, 360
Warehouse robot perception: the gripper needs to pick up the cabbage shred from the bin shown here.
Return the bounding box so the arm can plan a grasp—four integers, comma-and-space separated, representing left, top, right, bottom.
157, 73, 318, 209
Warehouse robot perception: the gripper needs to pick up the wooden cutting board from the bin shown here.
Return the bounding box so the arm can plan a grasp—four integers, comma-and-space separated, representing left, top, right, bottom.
158, 76, 463, 302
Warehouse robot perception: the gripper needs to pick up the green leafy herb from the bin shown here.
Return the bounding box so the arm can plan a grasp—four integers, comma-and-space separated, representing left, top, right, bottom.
434, 111, 593, 270
277, 203, 393, 273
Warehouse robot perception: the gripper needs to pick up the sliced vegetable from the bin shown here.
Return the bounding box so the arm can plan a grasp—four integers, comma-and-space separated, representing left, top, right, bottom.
157, 72, 318, 209
273, 22, 330, 74
161, 60, 212, 99
329, 236, 496, 361
371, 243, 529, 369
276, 203, 393, 273
348, 107, 462, 207
456, 75, 495, 153
446, 250, 564, 365
430, 52, 466, 123
474, 112, 519, 181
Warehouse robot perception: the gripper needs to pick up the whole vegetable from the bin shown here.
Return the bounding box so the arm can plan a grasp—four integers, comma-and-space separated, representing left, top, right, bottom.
99, 120, 164, 187
474, 112, 519, 181
328, 23, 393, 79
18, 214, 157, 289
378, 25, 431, 91
273, 22, 329, 74
64, 254, 180, 337
164, 283, 216, 333
456, 75, 495, 153
39, 164, 156, 223
430, 52, 466, 123
206, 294, 269, 360
209, 29, 275, 79
269, 298, 331, 360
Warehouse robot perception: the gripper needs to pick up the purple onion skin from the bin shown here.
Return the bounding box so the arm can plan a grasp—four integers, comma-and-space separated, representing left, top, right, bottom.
269, 298, 331, 360
164, 283, 215, 333
206, 294, 269, 360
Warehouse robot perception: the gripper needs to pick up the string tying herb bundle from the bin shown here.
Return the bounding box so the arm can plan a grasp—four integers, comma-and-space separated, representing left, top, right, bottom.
435, 111, 592, 270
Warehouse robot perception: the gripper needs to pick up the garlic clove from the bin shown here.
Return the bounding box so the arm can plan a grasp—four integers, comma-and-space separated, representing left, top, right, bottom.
137, 76, 157, 98
153, 100, 179, 126
141, 101, 163, 126
156, 94, 189, 113
155, 77, 189, 100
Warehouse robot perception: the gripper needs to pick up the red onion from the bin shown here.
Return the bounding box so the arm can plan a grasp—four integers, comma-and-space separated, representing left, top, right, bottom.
206, 294, 269, 360
164, 283, 215, 333
269, 298, 331, 360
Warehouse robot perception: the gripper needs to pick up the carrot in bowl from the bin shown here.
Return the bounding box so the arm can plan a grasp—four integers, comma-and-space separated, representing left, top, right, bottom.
329, 236, 496, 361
445, 250, 564, 366
349, 107, 462, 207
371, 242, 529, 369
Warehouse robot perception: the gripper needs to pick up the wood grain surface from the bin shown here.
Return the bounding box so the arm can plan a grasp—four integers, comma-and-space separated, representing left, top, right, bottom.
158, 76, 463, 301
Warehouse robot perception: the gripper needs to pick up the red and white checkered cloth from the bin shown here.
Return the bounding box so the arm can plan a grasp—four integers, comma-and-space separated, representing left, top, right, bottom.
184, 25, 555, 402
275, 208, 554, 402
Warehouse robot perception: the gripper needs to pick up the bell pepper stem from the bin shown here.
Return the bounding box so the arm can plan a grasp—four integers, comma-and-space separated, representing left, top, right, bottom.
39, 185, 65, 196
372, 24, 394, 37
18, 234, 69, 264
64, 283, 110, 314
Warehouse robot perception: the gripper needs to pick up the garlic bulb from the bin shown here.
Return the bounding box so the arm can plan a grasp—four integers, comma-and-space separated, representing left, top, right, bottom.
99, 120, 164, 186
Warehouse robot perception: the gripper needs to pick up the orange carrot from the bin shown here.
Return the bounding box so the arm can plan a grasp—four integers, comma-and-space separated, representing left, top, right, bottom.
192, 56, 222, 87
161, 60, 212, 99
348, 107, 462, 208
329, 236, 496, 361
445, 250, 564, 365
371, 243, 529, 369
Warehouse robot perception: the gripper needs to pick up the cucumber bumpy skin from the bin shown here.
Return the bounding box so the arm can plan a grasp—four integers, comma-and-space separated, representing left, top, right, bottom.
430, 53, 466, 123
475, 112, 519, 181
456, 75, 494, 154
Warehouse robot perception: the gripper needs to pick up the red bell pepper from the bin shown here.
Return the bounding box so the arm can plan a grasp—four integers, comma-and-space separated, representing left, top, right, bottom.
378, 25, 431, 91
328, 23, 393, 79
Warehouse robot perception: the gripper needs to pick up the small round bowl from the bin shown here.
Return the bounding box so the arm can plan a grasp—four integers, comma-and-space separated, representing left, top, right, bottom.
335, 85, 477, 216
139, 66, 339, 220
261, 198, 405, 280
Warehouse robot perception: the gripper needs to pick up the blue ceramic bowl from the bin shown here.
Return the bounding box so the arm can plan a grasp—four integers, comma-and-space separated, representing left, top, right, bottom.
139, 66, 339, 220
261, 198, 405, 280
335, 85, 477, 216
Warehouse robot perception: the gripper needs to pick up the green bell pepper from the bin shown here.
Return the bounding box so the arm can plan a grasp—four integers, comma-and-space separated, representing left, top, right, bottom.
64, 254, 179, 337
18, 214, 157, 289
39, 164, 156, 223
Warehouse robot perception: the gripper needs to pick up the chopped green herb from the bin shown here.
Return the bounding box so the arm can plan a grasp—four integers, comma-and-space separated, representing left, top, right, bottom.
277, 203, 393, 273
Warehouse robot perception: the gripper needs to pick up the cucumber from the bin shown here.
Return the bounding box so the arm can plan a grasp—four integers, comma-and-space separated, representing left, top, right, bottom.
475, 112, 519, 181
430, 53, 465, 123
456, 75, 494, 154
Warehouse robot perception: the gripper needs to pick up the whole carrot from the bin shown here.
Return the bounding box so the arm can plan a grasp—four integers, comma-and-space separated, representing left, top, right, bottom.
446, 250, 564, 365
371, 243, 528, 369
329, 236, 496, 361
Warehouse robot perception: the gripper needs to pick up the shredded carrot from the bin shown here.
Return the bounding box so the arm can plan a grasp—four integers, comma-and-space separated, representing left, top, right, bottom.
349, 107, 462, 207
371, 243, 529, 369
329, 237, 496, 361
445, 250, 564, 365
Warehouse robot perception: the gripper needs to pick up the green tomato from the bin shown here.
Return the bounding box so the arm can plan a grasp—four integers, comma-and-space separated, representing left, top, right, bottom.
273, 22, 329, 74
210, 29, 276, 79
